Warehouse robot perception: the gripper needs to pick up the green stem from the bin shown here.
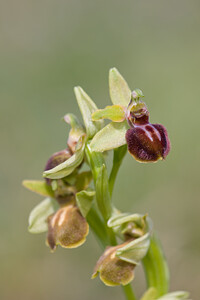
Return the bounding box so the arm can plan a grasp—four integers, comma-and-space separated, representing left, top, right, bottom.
122, 284, 137, 300
86, 142, 137, 300
142, 234, 169, 297
109, 145, 127, 196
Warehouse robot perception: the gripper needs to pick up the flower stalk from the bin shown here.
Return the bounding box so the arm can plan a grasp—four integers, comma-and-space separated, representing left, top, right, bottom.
23, 67, 190, 300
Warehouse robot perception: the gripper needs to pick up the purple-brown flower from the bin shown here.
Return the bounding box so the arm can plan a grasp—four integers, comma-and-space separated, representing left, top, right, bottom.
125, 103, 170, 162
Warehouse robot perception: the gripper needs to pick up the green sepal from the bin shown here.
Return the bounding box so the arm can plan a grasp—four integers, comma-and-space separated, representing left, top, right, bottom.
92, 105, 126, 122
140, 287, 158, 300
90, 121, 129, 152
76, 189, 95, 217
22, 180, 54, 198
157, 291, 190, 300
109, 68, 131, 106
28, 197, 59, 234
43, 135, 86, 179
96, 164, 112, 221
74, 86, 103, 138
116, 233, 151, 265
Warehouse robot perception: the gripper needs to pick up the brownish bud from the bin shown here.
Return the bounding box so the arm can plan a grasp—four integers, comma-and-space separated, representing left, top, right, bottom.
92, 244, 135, 286
125, 121, 170, 162
44, 149, 72, 184
46, 205, 89, 251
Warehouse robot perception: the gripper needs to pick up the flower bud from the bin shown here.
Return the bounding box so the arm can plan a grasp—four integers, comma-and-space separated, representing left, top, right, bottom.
92, 244, 135, 286
44, 149, 72, 172
47, 205, 89, 251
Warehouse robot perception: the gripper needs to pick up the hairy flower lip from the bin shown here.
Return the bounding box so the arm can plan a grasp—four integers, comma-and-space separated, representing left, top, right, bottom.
125, 122, 170, 163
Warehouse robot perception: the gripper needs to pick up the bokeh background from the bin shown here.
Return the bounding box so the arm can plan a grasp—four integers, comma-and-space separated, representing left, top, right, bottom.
1, 0, 200, 299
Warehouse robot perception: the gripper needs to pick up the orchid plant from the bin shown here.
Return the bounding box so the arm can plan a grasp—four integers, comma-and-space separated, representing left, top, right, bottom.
23, 68, 190, 300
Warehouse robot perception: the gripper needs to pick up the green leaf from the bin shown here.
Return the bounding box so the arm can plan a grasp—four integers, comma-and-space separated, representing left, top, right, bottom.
76, 190, 95, 217
116, 233, 150, 265
109, 68, 131, 106
74, 86, 103, 138
157, 291, 190, 300
90, 121, 129, 152
43, 135, 86, 179
92, 105, 126, 122
22, 180, 54, 197
28, 197, 59, 234
75, 171, 93, 191
140, 287, 158, 300
96, 164, 112, 221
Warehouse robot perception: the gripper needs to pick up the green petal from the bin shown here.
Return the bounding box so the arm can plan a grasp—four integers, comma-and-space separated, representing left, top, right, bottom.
43, 135, 86, 179
116, 233, 150, 265
92, 105, 125, 122
22, 180, 54, 197
157, 291, 190, 300
109, 68, 131, 106
74, 86, 103, 138
28, 197, 59, 234
76, 189, 95, 217
140, 287, 158, 300
90, 121, 129, 152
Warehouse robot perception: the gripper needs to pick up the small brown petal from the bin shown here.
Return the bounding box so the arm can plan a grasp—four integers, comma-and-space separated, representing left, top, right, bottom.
47, 205, 89, 251
92, 245, 135, 286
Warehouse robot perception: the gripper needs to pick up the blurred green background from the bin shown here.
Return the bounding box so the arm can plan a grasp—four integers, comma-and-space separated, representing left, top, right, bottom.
1, 0, 200, 299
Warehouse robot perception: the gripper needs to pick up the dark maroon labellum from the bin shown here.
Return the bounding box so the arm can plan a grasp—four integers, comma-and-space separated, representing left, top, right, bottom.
125, 122, 170, 163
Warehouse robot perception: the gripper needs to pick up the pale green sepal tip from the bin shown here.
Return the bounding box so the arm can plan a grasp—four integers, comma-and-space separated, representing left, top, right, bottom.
90, 121, 129, 152
43, 135, 86, 179
109, 68, 131, 106
28, 197, 59, 234
76, 189, 95, 218
157, 291, 190, 300
74, 86, 103, 138
116, 233, 150, 265
140, 287, 158, 300
22, 180, 54, 198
